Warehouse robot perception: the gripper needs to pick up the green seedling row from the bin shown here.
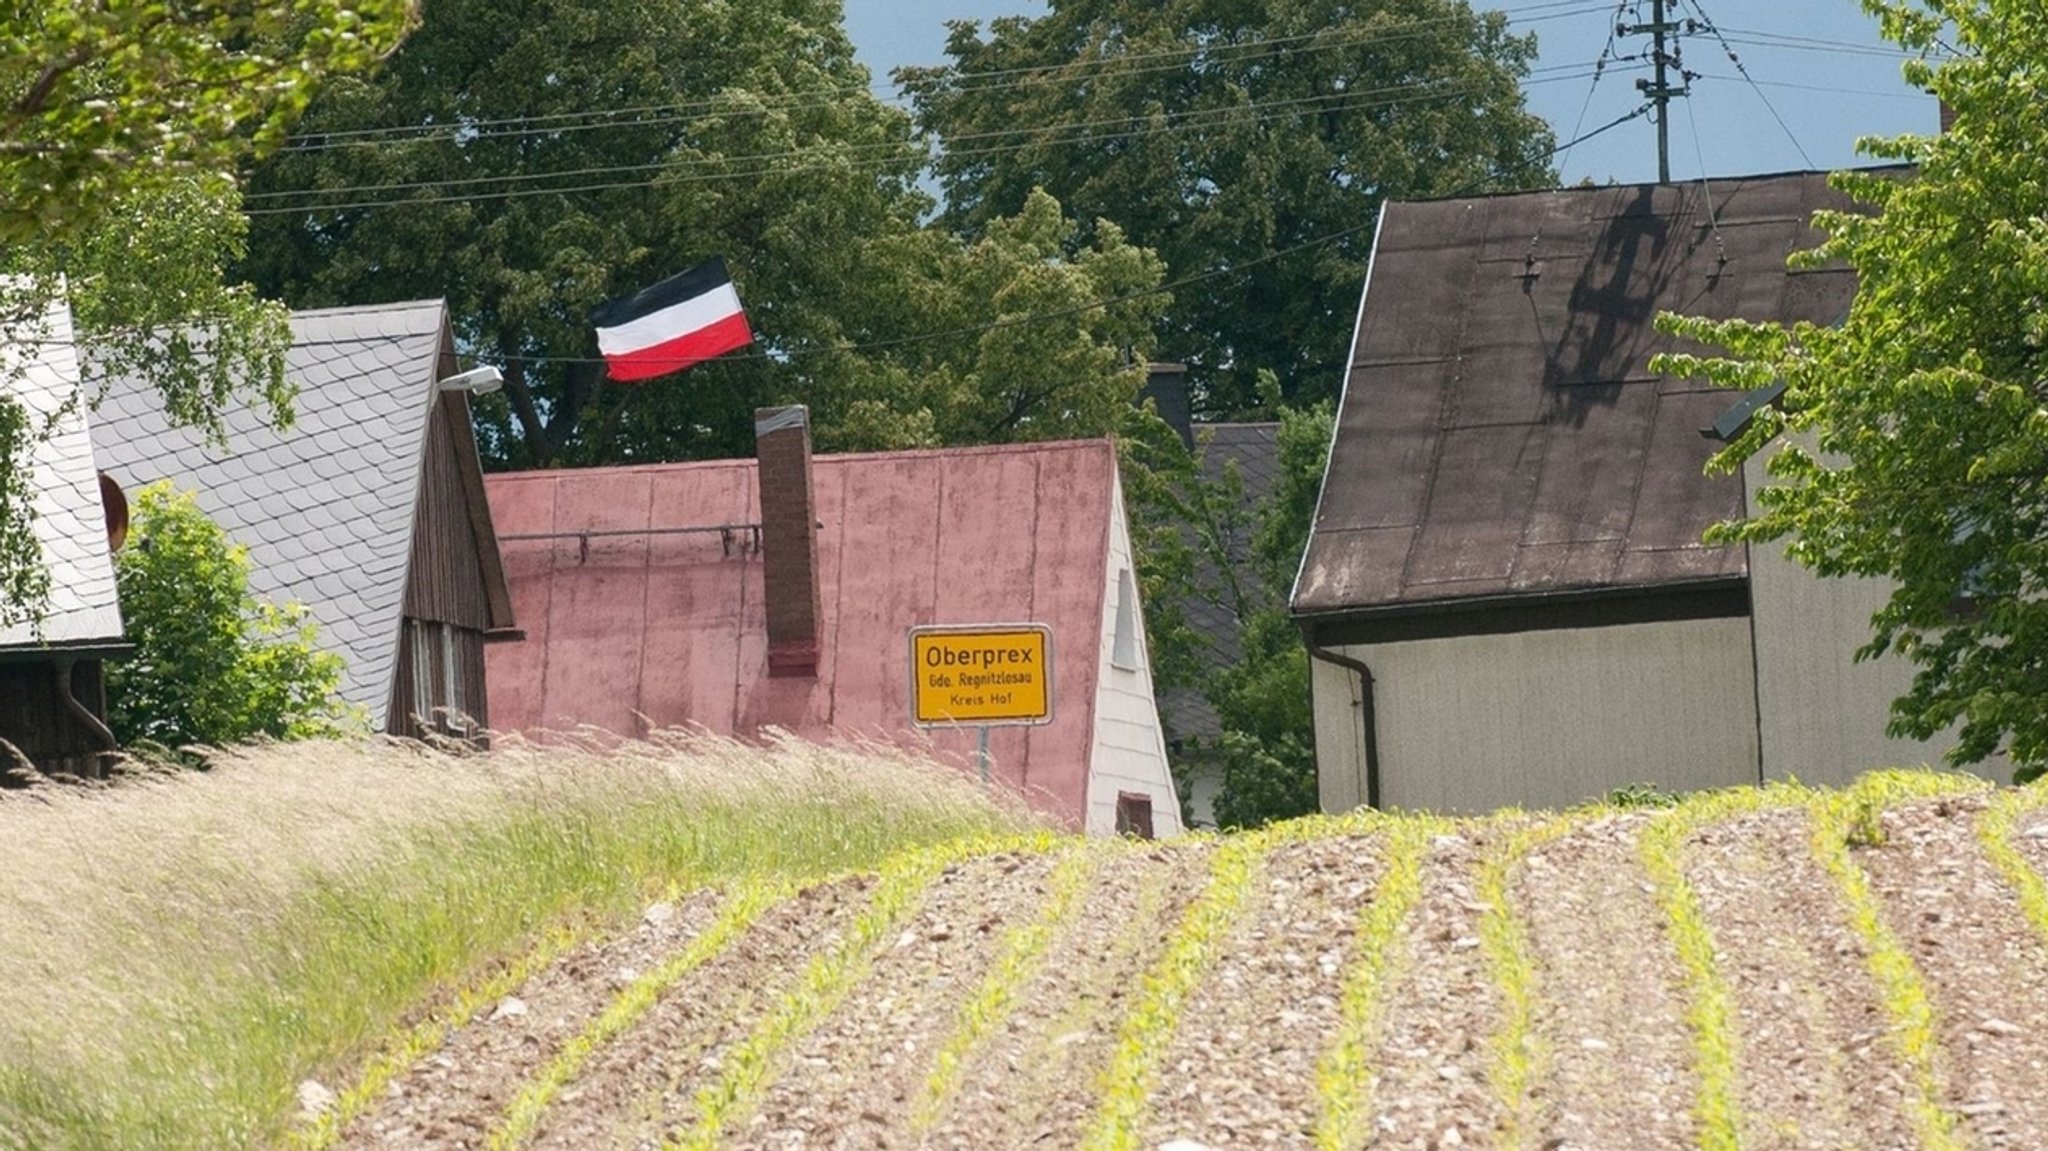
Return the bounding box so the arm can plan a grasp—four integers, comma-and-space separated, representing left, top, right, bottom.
1976, 782, 2048, 949
486, 877, 792, 1150
1078, 835, 1264, 1151
288, 919, 588, 1151
1640, 782, 1807, 1151
1475, 814, 1576, 1150
1079, 814, 1399, 1151
913, 843, 1099, 1132
1312, 814, 1439, 1151
666, 831, 1062, 1151
1808, 771, 1986, 1151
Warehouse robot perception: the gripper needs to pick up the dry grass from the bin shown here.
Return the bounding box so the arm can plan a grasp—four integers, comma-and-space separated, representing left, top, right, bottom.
0, 728, 1033, 1150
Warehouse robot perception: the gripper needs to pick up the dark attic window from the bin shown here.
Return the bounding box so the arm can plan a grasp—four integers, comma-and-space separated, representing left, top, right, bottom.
1115, 791, 1155, 840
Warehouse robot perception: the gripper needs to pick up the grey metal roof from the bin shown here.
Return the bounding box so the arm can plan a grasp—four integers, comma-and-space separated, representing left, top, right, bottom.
0, 298, 123, 649
87, 301, 448, 722
1293, 171, 1863, 620
1160, 422, 1280, 742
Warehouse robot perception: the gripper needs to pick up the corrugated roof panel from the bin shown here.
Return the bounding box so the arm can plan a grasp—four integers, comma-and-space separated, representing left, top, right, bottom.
485, 440, 1122, 827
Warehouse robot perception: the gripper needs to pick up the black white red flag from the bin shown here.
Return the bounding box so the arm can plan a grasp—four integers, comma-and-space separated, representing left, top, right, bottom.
591, 257, 753, 381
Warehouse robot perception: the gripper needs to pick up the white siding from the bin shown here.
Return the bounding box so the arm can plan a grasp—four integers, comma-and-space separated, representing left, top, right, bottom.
1313, 615, 1761, 814
1744, 448, 2008, 785
1084, 477, 1186, 837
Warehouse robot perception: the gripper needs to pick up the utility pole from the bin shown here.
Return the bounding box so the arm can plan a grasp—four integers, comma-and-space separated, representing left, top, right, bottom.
1619, 0, 1693, 182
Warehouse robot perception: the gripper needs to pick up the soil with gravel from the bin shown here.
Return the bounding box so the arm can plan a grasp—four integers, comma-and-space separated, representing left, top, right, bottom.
1686, 805, 1921, 1150
1516, 814, 1696, 1151
1856, 794, 2048, 1148
917, 843, 1213, 1149
339, 890, 726, 1150
729, 851, 1062, 1151
305, 793, 2048, 1151
1359, 830, 1503, 1151
1138, 834, 1384, 1148
530, 876, 875, 1150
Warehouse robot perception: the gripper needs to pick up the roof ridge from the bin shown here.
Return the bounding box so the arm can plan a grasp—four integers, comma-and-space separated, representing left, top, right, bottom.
491, 437, 1117, 483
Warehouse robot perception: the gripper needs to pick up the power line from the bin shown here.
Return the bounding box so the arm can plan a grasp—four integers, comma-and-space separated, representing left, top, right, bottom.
1553, 0, 1632, 179
1680, 0, 1814, 169
246, 66, 1628, 215
1694, 72, 1927, 101
1712, 30, 1916, 60
274, 0, 1615, 154
250, 64, 1602, 204
471, 103, 1654, 371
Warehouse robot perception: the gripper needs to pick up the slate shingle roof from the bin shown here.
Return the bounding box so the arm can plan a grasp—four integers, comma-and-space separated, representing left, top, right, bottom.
1294, 171, 1862, 620
88, 301, 448, 722
0, 297, 123, 649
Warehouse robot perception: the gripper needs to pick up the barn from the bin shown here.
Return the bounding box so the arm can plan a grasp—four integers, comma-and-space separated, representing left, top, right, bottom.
1291, 169, 1984, 814
90, 301, 517, 740
486, 407, 1184, 837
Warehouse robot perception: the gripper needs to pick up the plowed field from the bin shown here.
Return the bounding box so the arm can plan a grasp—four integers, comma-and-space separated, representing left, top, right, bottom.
306, 774, 2048, 1151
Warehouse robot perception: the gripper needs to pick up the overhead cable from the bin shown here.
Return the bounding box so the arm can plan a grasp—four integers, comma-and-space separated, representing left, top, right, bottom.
274, 0, 1615, 153
247, 66, 1631, 215
462, 103, 1656, 370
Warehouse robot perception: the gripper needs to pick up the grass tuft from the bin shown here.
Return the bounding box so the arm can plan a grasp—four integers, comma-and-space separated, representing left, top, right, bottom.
0, 732, 1033, 1150
1977, 782, 2048, 947
1639, 783, 1805, 1151
1474, 814, 1576, 1148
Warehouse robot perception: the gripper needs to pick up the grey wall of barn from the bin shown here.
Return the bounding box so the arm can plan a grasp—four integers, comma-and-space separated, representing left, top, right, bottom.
1743, 442, 2009, 786
1311, 615, 1762, 814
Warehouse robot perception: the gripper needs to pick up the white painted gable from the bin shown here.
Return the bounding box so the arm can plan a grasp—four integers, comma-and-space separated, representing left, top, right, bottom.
0, 295, 122, 649
1083, 464, 1186, 837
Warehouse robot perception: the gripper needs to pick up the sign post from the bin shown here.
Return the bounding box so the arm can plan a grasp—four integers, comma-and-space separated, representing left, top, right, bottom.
910, 624, 1054, 785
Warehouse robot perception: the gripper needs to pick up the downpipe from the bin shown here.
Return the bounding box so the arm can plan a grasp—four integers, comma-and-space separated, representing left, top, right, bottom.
1305, 639, 1383, 810
53, 656, 117, 778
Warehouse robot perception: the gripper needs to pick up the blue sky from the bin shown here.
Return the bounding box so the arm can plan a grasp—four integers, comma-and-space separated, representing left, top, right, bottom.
840, 0, 1937, 187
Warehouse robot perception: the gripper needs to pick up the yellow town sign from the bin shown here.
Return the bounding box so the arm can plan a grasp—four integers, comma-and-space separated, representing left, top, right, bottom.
909, 625, 1053, 727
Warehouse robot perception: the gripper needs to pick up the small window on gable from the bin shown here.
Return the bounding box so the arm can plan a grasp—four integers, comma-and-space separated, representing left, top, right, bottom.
1112, 566, 1139, 670
1116, 791, 1155, 840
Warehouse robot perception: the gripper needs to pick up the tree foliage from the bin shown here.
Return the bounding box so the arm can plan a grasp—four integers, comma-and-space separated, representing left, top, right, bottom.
0, 0, 413, 626
1127, 380, 1332, 829
1654, 0, 2048, 778
0, 0, 414, 243
900, 0, 1555, 417
240, 0, 1166, 468
107, 483, 355, 750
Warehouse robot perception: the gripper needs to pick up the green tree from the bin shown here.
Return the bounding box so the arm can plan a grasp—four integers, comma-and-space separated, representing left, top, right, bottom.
900, 0, 1555, 417
239, 0, 1165, 467
1127, 379, 1332, 829
0, 0, 413, 626
1654, 1, 2048, 779
107, 483, 355, 749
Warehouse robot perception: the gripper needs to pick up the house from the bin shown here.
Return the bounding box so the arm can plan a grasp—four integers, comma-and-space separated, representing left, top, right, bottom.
485, 407, 1185, 837
1291, 170, 1965, 814
89, 301, 517, 740
0, 296, 127, 776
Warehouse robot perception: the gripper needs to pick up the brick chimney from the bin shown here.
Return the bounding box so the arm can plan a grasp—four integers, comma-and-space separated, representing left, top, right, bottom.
755, 405, 822, 678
